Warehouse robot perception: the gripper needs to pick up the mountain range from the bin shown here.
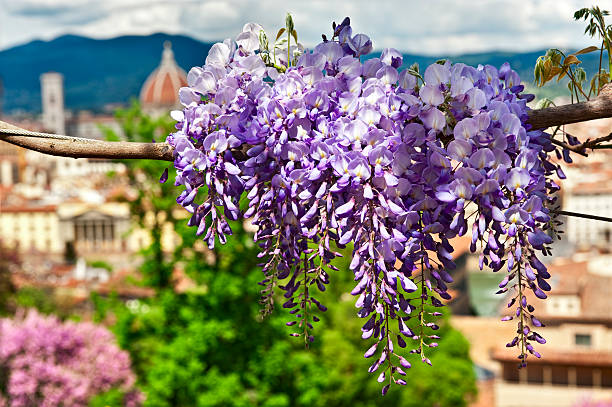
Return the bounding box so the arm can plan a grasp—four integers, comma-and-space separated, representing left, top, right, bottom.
0, 33, 604, 114
0, 33, 213, 114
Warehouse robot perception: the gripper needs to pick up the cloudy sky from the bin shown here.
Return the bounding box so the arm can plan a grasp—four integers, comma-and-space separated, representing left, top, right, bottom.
0, 0, 601, 55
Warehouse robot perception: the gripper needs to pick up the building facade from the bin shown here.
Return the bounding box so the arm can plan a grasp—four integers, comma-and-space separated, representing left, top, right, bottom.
559, 118, 612, 251
0, 201, 130, 257
0, 204, 61, 253
0, 143, 22, 187
491, 258, 612, 407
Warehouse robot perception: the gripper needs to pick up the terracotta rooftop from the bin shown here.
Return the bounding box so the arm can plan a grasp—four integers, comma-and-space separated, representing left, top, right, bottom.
0, 204, 57, 213
493, 348, 612, 367
500, 257, 612, 322
96, 269, 154, 298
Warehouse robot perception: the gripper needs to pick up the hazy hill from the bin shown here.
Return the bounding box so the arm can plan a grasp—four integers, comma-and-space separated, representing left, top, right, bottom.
0, 33, 605, 113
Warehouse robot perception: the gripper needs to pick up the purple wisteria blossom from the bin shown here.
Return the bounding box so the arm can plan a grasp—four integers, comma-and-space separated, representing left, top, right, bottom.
165, 17, 563, 393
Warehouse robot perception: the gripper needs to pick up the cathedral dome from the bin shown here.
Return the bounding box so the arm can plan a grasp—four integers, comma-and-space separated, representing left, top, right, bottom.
140, 41, 187, 108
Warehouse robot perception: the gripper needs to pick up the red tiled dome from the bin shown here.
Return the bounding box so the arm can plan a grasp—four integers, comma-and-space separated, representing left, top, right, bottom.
140, 41, 187, 107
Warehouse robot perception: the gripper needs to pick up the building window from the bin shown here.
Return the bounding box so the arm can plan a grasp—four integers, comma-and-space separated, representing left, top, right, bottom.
527, 365, 544, 384
547, 295, 581, 316
12, 164, 18, 183
503, 363, 519, 382
552, 366, 569, 385
575, 334, 592, 347
603, 368, 612, 388
576, 367, 593, 387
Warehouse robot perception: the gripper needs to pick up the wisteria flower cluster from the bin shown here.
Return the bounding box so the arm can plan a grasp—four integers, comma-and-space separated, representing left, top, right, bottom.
166, 17, 563, 393
0, 310, 142, 407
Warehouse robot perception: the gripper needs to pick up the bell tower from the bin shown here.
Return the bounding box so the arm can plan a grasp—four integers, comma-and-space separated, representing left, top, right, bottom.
40, 72, 65, 134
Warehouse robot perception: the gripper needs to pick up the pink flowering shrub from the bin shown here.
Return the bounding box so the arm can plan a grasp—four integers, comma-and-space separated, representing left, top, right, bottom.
574, 398, 612, 407
0, 310, 142, 407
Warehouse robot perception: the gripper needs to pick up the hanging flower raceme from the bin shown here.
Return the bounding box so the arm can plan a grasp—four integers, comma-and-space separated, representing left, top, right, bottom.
165, 16, 562, 394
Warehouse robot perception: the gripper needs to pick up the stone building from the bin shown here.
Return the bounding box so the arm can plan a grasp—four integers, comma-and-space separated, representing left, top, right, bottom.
491, 257, 612, 407
0, 200, 131, 259
0, 142, 22, 187
65, 111, 122, 140
558, 118, 612, 251
57, 203, 131, 255
0, 204, 60, 253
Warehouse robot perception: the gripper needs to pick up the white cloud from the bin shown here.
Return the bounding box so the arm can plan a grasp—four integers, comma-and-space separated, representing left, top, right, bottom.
0, 0, 602, 55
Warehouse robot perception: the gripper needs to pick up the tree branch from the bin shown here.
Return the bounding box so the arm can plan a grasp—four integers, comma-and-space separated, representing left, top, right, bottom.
551, 209, 612, 223
527, 83, 612, 129
0, 121, 173, 161
549, 132, 612, 157
1, 84, 612, 161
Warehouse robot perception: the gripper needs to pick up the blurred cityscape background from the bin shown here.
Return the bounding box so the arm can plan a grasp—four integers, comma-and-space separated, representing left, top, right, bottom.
1, 4, 612, 406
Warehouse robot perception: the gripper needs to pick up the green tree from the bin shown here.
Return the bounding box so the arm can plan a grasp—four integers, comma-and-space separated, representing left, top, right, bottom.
13, 286, 57, 315
103, 102, 177, 290
0, 242, 17, 315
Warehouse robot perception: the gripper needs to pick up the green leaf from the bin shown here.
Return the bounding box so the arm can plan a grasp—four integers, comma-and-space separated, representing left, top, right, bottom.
574, 8, 588, 20
291, 29, 298, 44
551, 52, 564, 65
563, 55, 581, 66
533, 57, 546, 86
533, 65, 540, 82
259, 30, 269, 52
576, 67, 587, 83
590, 75, 599, 95
407, 68, 420, 78
534, 98, 555, 109
285, 13, 294, 33
540, 59, 554, 84
574, 45, 599, 55
556, 67, 567, 82
275, 28, 286, 41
